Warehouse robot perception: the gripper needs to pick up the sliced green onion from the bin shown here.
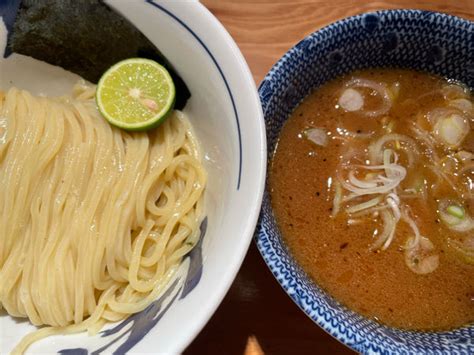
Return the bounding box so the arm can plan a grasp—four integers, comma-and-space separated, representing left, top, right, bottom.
386, 120, 395, 133
413, 176, 425, 193
438, 199, 474, 232
438, 200, 463, 225
447, 205, 465, 219
388, 82, 400, 102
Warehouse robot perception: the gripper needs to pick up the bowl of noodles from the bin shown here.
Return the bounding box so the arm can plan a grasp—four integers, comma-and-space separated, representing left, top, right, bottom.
0, 0, 265, 353
257, 9, 473, 354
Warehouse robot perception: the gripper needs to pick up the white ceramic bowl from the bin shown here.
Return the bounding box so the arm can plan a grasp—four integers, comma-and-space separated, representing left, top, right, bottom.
0, 0, 266, 353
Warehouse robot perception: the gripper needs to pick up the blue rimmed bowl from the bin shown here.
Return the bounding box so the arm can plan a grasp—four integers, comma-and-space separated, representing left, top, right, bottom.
256, 9, 473, 354
0, 0, 265, 353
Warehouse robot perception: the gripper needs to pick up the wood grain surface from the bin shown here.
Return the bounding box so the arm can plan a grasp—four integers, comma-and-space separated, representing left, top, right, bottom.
185, 1, 474, 354
202, 0, 474, 84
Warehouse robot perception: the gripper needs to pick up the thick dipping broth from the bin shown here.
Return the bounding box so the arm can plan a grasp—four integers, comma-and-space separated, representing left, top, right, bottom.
270, 69, 474, 330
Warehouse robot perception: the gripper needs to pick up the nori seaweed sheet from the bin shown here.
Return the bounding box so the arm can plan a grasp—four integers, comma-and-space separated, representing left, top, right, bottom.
7, 0, 190, 109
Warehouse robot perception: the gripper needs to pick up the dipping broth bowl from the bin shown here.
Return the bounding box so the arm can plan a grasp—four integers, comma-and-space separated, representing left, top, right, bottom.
257, 9, 473, 354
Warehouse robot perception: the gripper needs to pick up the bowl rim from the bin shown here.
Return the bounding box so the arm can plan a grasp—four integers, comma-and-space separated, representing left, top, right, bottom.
256, 8, 473, 354
169, 3, 268, 353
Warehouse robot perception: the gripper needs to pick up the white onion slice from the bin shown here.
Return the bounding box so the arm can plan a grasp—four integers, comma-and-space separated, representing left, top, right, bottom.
349, 204, 389, 218
332, 182, 342, 218
442, 84, 468, 100
342, 192, 360, 202
383, 149, 398, 178
348, 170, 378, 189
346, 196, 383, 214
368, 134, 418, 165
386, 195, 401, 222
304, 127, 328, 147
433, 113, 469, 147
404, 237, 439, 274
449, 98, 473, 113
358, 163, 407, 180
450, 218, 474, 232
338, 88, 364, 112
370, 209, 396, 251
339, 161, 406, 195
411, 125, 438, 159
342, 78, 392, 117
456, 150, 474, 161
339, 175, 400, 195
427, 108, 456, 125
441, 213, 474, 232
401, 210, 422, 249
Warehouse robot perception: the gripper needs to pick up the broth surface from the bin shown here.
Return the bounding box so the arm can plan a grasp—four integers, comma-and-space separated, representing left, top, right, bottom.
270, 69, 474, 330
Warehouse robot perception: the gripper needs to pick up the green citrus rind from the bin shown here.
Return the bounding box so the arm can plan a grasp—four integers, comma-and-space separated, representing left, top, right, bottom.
96, 58, 176, 131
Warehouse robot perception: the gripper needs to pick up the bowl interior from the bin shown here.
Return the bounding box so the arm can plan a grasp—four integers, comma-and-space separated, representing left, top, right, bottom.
257, 9, 473, 354
0, 1, 265, 353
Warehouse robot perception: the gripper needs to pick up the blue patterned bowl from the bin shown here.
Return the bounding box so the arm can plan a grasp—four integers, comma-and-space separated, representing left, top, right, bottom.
257, 9, 473, 354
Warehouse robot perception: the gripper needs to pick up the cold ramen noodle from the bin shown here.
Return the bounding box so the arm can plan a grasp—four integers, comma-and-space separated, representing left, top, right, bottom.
0, 83, 206, 352
271, 69, 473, 330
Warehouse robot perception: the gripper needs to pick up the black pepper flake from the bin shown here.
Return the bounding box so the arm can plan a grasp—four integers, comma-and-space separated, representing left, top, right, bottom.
323, 158, 327, 162
316, 192, 320, 196
299, 113, 303, 117
340, 242, 349, 250
357, 129, 362, 133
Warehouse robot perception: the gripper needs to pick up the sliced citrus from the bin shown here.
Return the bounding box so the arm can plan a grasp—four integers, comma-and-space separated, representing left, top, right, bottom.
96, 58, 175, 131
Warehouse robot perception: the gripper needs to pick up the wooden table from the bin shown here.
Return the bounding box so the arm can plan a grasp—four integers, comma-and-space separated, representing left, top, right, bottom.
186, 1, 474, 354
